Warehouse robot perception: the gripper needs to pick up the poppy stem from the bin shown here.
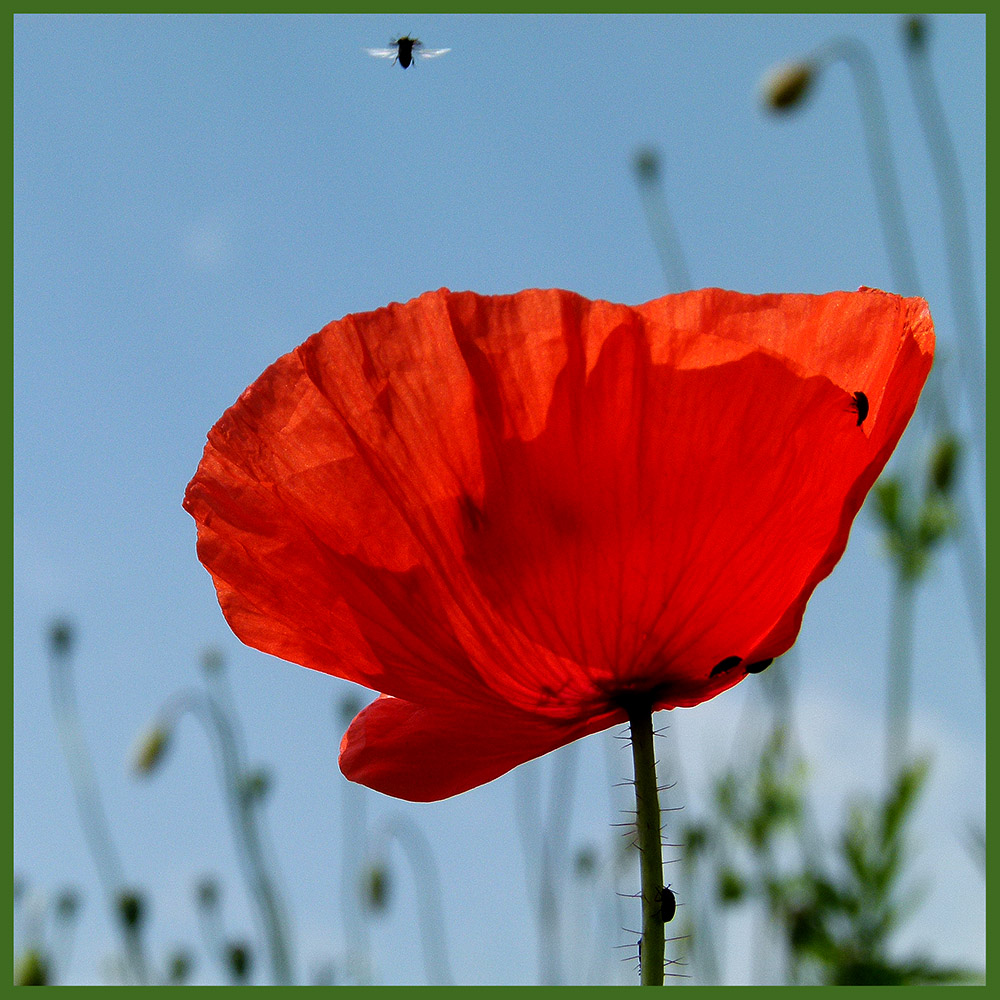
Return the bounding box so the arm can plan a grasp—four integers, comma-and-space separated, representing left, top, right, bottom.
626, 698, 664, 986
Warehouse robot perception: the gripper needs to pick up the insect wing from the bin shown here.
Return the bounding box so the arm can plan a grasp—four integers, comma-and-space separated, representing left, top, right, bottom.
365, 47, 399, 59
417, 47, 451, 58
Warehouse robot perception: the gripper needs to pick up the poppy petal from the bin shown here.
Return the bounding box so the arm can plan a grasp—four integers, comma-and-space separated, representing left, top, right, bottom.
339, 694, 625, 801
185, 287, 933, 799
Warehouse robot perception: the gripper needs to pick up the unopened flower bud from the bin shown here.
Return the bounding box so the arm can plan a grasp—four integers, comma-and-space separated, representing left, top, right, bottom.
55, 888, 81, 921
762, 61, 815, 111
195, 876, 220, 910
116, 890, 146, 931
240, 768, 271, 804
14, 948, 49, 986
362, 863, 391, 913
48, 619, 75, 658
928, 434, 961, 496
131, 724, 171, 776
168, 949, 194, 984
633, 147, 661, 184
337, 694, 363, 730
904, 15, 927, 52
226, 941, 252, 982
201, 646, 225, 675
574, 846, 597, 879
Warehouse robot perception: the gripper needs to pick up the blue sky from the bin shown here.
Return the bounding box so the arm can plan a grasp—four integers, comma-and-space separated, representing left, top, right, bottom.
14, 13, 984, 985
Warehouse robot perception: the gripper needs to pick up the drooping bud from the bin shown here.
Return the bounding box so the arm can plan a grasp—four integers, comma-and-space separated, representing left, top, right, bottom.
761, 61, 815, 112
927, 434, 961, 496
904, 15, 927, 52
131, 723, 171, 776
14, 949, 49, 986
55, 888, 81, 922
200, 646, 225, 675
573, 846, 597, 879
195, 876, 220, 911
116, 890, 146, 931
716, 867, 746, 904
240, 768, 272, 805
361, 863, 391, 914
226, 941, 252, 983
633, 147, 661, 184
167, 950, 194, 984
48, 619, 75, 659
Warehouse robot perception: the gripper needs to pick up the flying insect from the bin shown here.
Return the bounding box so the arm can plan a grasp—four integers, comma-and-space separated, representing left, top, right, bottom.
366, 35, 450, 69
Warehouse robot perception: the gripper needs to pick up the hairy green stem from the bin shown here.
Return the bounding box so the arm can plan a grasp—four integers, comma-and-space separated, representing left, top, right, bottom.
627, 699, 664, 986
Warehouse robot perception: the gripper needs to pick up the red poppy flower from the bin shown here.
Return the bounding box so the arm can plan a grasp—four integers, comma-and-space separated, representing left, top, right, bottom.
184, 287, 933, 801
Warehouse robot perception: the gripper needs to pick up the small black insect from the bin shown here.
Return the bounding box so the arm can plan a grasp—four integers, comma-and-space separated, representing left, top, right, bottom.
744, 658, 773, 674
366, 35, 451, 69
710, 655, 742, 678
658, 884, 677, 923
850, 390, 870, 427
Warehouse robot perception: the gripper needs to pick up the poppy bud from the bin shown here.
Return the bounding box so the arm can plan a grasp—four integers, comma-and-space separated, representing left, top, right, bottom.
14, 949, 49, 986
362, 863, 391, 913
55, 888, 80, 922
240, 768, 271, 804
717, 868, 746, 904
762, 61, 815, 111
48, 619, 75, 658
873, 477, 903, 532
917, 497, 956, 550
904, 15, 927, 52
928, 434, 961, 496
226, 941, 252, 982
168, 950, 194, 984
131, 723, 171, 776
201, 646, 225, 675
195, 876, 220, 910
574, 846, 598, 879
633, 147, 661, 184
116, 890, 146, 931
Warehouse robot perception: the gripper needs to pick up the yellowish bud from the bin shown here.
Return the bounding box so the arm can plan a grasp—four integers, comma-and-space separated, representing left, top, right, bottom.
762, 61, 815, 111
132, 724, 170, 775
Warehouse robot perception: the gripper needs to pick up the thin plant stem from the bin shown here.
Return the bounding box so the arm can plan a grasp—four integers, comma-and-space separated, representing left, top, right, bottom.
47, 636, 150, 985
903, 24, 986, 477
157, 690, 294, 984
539, 743, 578, 984
796, 34, 984, 672
815, 37, 919, 296
377, 814, 454, 985
625, 697, 664, 986
885, 575, 917, 781
633, 150, 693, 293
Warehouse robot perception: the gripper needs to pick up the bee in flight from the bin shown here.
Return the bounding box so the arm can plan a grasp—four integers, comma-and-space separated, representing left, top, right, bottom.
366, 35, 450, 69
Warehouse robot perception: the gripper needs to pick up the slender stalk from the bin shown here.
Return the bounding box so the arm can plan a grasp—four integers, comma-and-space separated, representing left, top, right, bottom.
633, 149, 694, 293
47, 628, 150, 984
816, 37, 919, 296
378, 814, 454, 985
885, 575, 917, 780
158, 690, 294, 984
904, 22, 986, 477
626, 697, 664, 986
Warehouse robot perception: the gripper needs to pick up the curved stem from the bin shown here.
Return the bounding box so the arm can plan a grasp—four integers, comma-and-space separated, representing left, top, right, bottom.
634, 153, 694, 293
158, 690, 294, 984
48, 644, 150, 984
377, 814, 454, 985
904, 31, 986, 477
816, 37, 920, 296
626, 697, 664, 986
